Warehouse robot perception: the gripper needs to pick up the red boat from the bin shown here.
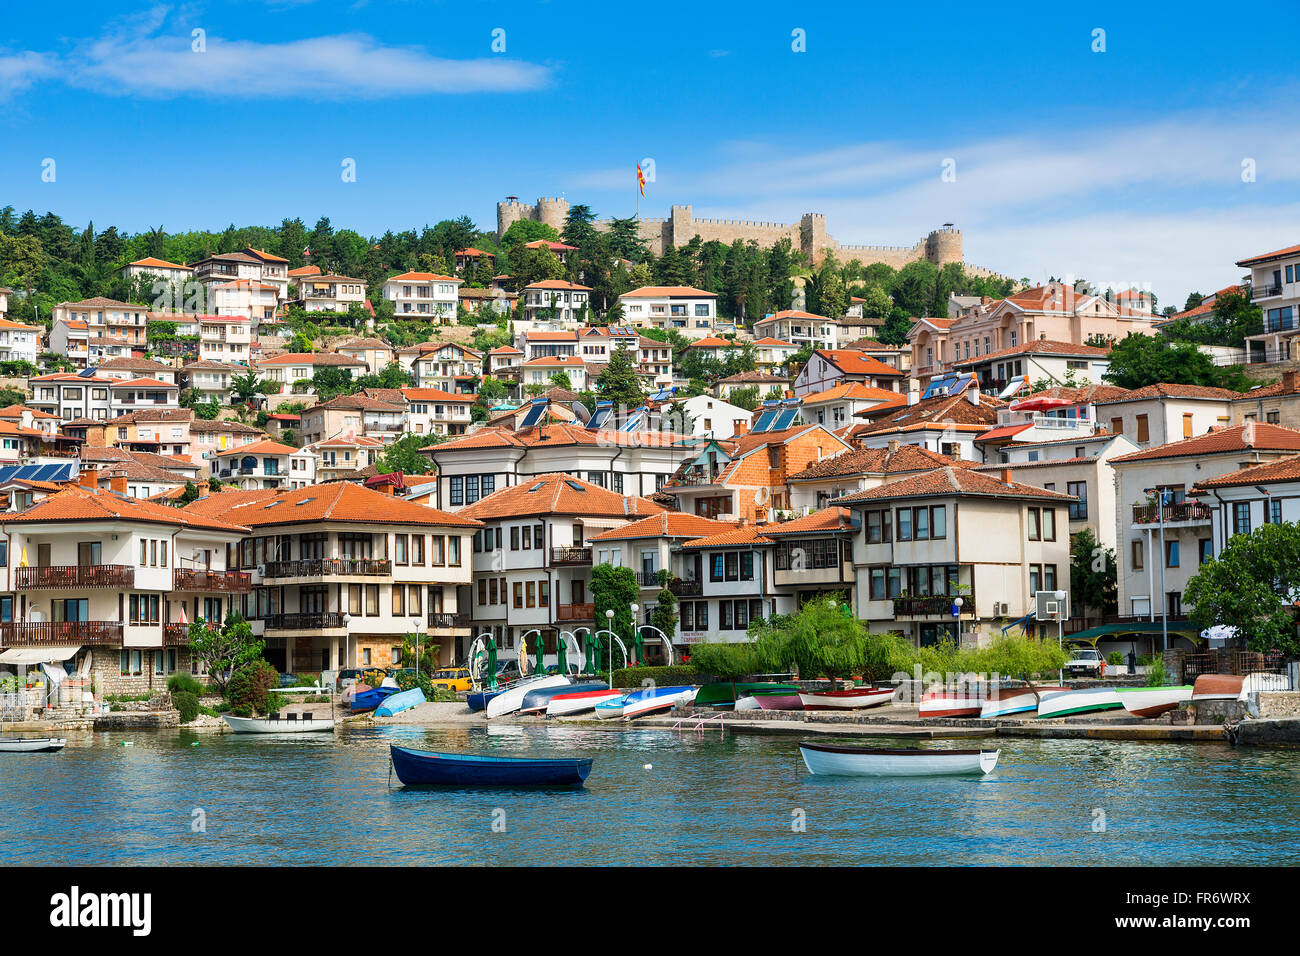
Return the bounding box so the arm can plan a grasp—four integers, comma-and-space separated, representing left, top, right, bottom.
799, 686, 898, 711
918, 686, 984, 718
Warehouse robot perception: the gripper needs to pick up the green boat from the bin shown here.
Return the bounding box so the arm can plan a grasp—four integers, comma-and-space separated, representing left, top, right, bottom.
693, 682, 801, 707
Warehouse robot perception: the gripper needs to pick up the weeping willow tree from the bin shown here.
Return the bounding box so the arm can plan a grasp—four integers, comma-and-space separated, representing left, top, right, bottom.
747, 597, 914, 686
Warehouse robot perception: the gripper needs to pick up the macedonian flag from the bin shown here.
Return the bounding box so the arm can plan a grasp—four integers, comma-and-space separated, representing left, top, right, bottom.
637, 163, 646, 197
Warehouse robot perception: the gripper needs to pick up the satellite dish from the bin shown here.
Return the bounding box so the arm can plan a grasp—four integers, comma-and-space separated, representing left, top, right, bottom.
572, 401, 591, 423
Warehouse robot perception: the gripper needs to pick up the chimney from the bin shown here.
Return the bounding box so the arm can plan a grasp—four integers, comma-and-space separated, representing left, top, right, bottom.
79, 467, 98, 489
109, 470, 128, 495
784, 389, 794, 400
734, 419, 749, 436
967, 387, 980, 406
1284, 371, 1298, 392
888, 439, 900, 454
907, 383, 920, 406
1001, 468, 1014, 486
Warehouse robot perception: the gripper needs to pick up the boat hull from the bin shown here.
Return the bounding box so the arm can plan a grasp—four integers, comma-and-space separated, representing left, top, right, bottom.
1117, 685, 1193, 718
350, 686, 398, 713
694, 682, 800, 707
918, 688, 984, 719
466, 691, 499, 713
222, 715, 336, 734
390, 744, 592, 787
519, 682, 608, 715
485, 675, 571, 718
0, 737, 66, 753
546, 689, 623, 717
800, 742, 999, 777
594, 697, 627, 719
375, 688, 425, 717
978, 685, 1066, 719
622, 686, 697, 719
1035, 687, 1123, 719
800, 687, 898, 711
755, 693, 804, 711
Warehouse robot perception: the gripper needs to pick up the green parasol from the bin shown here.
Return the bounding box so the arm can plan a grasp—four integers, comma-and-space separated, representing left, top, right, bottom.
556, 633, 568, 676
536, 631, 545, 675
486, 637, 498, 689
633, 627, 645, 666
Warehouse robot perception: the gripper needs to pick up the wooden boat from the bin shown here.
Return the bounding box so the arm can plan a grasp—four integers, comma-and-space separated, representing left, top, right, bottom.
0, 737, 66, 753
1190, 673, 1290, 702
1035, 686, 1123, 719
621, 685, 697, 719
390, 744, 593, 787
375, 687, 425, 717
485, 675, 570, 718
341, 681, 369, 705
755, 692, 804, 711
799, 686, 898, 711
467, 690, 499, 713
222, 714, 335, 734
350, 685, 399, 713
978, 684, 1066, 719
799, 742, 1000, 777
594, 695, 629, 720
918, 686, 984, 719
1116, 685, 1193, 718
546, 687, 624, 717
694, 682, 800, 708
519, 681, 607, 715
734, 695, 762, 711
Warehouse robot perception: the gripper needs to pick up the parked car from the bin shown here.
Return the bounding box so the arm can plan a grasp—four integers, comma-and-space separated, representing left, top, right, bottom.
1063, 647, 1103, 676
495, 661, 521, 681
430, 667, 473, 692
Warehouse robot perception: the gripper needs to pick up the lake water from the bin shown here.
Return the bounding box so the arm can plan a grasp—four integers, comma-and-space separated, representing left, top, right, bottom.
3, 725, 1298, 866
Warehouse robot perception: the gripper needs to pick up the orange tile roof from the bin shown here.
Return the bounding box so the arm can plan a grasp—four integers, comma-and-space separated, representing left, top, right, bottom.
107, 377, 178, 389
426, 423, 692, 452
816, 349, 905, 377
589, 511, 735, 541
522, 355, 587, 367
760, 309, 831, 322
678, 524, 773, 549
288, 265, 322, 277
205, 482, 481, 529
688, 337, 734, 349
3, 485, 249, 533
1237, 244, 1300, 267
851, 392, 1002, 434
760, 506, 855, 536
799, 382, 903, 406
1193, 454, 1300, 489
401, 387, 474, 403
211, 438, 299, 458
1110, 423, 1300, 463
0, 317, 40, 331
523, 279, 592, 291
458, 473, 667, 521
788, 443, 972, 481
752, 337, 797, 347
952, 340, 1110, 367
835, 467, 1076, 504
255, 352, 365, 367
1093, 383, 1244, 404
388, 271, 461, 282
129, 257, 190, 270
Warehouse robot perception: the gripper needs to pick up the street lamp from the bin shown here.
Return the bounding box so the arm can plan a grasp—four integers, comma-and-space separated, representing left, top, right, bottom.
605, 608, 615, 687
1143, 486, 1169, 653
411, 618, 421, 678
951, 597, 963, 646
342, 612, 352, 671
1053, 589, 1067, 682
630, 603, 640, 665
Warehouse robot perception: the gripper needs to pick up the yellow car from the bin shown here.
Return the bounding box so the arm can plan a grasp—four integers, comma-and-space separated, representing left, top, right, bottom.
429, 667, 473, 692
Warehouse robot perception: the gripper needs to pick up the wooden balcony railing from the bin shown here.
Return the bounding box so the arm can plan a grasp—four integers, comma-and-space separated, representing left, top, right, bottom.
0, 621, 125, 646
668, 578, 702, 597
163, 623, 190, 645
555, 603, 595, 621
173, 569, 252, 593
262, 613, 347, 630
893, 594, 975, 617
549, 547, 592, 566
1132, 502, 1212, 525
262, 559, 392, 578
427, 612, 471, 629
14, 565, 135, 589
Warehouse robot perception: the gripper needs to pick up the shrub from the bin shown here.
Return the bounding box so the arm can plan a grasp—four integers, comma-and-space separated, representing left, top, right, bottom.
1107, 651, 1124, 666
226, 659, 280, 715
167, 673, 204, 697
173, 691, 199, 724
1145, 657, 1169, 687
610, 664, 698, 689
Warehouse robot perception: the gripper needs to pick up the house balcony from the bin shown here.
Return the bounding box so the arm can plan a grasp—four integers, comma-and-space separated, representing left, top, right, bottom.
427, 611, 471, 629
892, 593, 977, 619
668, 578, 702, 597
173, 569, 252, 593
1131, 502, 1212, 527
262, 613, 347, 631
674, 466, 724, 486
163, 623, 190, 645
15, 565, 135, 589
555, 603, 595, 621
636, 570, 665, 588
262, 558, 392, 579
1251, 283, 1283, 301
550, 547, 592, 566
0, 621, 124, 646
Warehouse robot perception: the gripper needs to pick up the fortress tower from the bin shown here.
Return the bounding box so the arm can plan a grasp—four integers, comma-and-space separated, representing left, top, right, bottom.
925, 226, 963, 267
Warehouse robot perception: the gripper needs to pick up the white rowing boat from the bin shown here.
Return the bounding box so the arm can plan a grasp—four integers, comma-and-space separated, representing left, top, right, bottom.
621, 685, 697, 719
0, 737, 66, 753
799, 686, 898, 711
545, 688, 624, 717
918, 686, 984, 718
799, 742, 999, 777
1116, 685, 1193, 718
221, 714, 335, 734
979, 685, 1066, 719
485, 674, 570, 718
1035, 686, 1123, 719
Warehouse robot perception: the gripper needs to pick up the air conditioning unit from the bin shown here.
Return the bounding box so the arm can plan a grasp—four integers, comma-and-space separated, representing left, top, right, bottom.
255, 564, 266, 577
997, 602, 1010, 615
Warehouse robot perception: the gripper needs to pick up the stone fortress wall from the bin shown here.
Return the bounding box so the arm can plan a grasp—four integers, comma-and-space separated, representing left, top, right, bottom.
497, 196, 1003, 277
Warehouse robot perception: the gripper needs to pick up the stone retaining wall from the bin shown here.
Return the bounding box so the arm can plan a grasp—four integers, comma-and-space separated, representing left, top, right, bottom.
1258, 691, 1300, 719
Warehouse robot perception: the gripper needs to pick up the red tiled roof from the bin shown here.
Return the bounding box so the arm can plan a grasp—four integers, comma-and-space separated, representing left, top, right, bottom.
678, 524, 773, 549
458, 473, 666, 521
816, 349, 905, 377
788, 443, 974, 481
952, 340, 1110, 367
759, 506, 855, 536
1110, 423, 1300, 463
202, 482, 481, 529
5, 485, 249, 533
1093, 383, 1244, 404
1237, 244, 1300, 267
589, 512, 734, 541
621, 285, 716, 298
834, 466, 1076, 504
1193, 454, 1300, 489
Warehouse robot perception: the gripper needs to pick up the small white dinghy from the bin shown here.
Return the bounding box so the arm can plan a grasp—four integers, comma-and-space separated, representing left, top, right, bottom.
1116, 685, 1193, 718
0, 737, 66, 753
1035, 686, 1123, 719
485, 675, 570, 718
800, 742, 999, 777
799, 686, 898, 711
222, 714, 335, 734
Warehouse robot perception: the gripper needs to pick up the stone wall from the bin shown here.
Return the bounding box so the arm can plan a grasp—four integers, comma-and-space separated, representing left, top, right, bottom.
1258, 691, 1300, 719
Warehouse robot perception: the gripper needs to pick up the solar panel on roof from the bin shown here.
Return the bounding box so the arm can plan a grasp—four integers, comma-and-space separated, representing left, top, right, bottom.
621, 408, 647, 431
519, 398, 549, 428
587, 401, 613, 430
922, 374, 957, 400
753, 410, 778, 433
998, 375, 1028, 400
773, 408, 800, 430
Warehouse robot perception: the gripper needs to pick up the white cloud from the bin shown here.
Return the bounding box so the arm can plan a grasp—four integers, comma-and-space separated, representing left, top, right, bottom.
0, 51, 56, 100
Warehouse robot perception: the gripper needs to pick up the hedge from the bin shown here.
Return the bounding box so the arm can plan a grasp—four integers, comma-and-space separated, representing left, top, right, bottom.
610, 665, 698, 689
173, 691, 199, 724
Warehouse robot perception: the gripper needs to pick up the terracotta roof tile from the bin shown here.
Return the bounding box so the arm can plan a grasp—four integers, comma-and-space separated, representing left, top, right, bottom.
459, 474, 666, 521
5, 485, 249, 533
834, 466, 1076, 504
759, 506, 856, 536
1109, 423, 1300, 463
816, 349, 906, 377
1093, 383, 1243, 404
1194, 453, 1300, 489
788, 443, 971, 481
198, 482, 481, 529
589, 511, 734, 541
678, 524, 772, 549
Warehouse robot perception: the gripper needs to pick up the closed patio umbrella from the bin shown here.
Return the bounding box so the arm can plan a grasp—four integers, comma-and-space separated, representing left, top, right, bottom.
556, 635, 568, 676
486, 637, 498, 689
536, 632, 545, 674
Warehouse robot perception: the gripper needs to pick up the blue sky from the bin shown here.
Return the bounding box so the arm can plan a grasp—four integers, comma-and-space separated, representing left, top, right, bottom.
2, 1, 1299, 305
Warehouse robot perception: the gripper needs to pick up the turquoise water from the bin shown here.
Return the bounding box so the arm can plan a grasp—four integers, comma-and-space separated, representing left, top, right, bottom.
3, 726, 1297, 865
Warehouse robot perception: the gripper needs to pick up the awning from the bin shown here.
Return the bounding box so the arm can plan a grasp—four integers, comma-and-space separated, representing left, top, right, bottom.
1063, 622, 1199, 644
0, 645, 82, 665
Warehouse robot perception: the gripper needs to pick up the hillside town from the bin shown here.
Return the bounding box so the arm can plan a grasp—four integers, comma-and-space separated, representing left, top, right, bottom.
0, 203, 1298, 702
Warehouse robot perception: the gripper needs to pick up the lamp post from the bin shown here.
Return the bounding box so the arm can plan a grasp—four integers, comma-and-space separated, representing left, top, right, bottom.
411, 618, 421, 678
605, 608, 615, 688
342, 612, 352, 672
630, 602, 640, 665
1053, 589, 1067, 683
1144, 486, 1169, 653
952, 596, 964, 646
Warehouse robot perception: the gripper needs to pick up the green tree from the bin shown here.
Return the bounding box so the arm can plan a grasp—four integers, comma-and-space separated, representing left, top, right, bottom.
969, 632, 1069, 700
747, 597, 912, 684
375, 433, 439, 475
591, 564, 640, 668
649, 575, 679, 647
1185, 521, 1300, 656
595, 344, 644, 409
187, 612, 264, 695
1069, 527, 1117, 623
1103, 333, 1250, 391
231, 369, 262, 405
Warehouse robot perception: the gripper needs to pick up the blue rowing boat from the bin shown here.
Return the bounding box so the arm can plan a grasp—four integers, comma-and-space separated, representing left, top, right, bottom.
375, 687, 425, 717
351, 685, 399, 713
389, 745, 593, 787
466, 690, 500, 713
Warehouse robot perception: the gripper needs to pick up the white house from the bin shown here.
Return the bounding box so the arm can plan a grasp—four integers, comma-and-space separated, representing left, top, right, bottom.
618, 286, 718, 338
383, 271, 462, 322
